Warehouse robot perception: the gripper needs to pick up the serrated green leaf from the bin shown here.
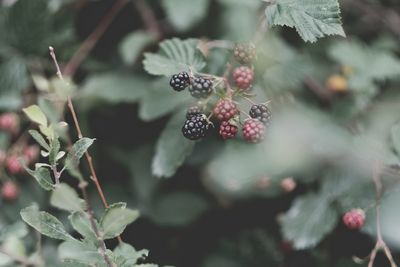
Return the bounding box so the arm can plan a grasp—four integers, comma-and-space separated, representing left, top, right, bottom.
24, 165, 55, 191
152, 111, 195, 177
50, 183, 86, 212
143, 38, 205, 76
23, 105, 48, 126
20, 205, 74, 241
99, 203, 139, 239
281, 193, 338, 249
162, 0, 210, 32
65, 138, 95, 169
69, 211, 98, 244
265, 0, 345, 43
28, 130, 50, 151
119, 31, 155, 65
58, 240, 103, 264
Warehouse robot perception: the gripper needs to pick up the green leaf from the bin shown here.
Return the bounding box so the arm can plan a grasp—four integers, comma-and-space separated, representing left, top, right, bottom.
69, 211, 98, 244
49, 137, 61, 165
161, 0, 210, 32
0, 237, 26, 266
65, 138, 95, 169
50, 183, 86, 212
0, 56, 29, 94
119, 31, 155, 65
113, 243, 149, 265
79, 73, 149, 105
281, 193, 338, 249
0, 221, 28, 242
265, 0, 345, 43
20, 205, 74, 241
61, 259, 92, 267
58, 240, 103, 264
391, 123, 400, 156
152, 111, 195, 177
28, 130, 50, 151
22, 105, 48, 126
99, 202, 139, 239
149, 192, 209, 226
24, 165, 55, 191
143, 38, 205, 76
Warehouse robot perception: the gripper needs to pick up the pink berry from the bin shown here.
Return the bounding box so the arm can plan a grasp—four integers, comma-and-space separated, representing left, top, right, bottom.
213, 99, 237, 121
1, 181, 19, 201
219, 121, 238, 140
0, 113, 19, 133
343, 209, 365, 230
280, 178, 297, 192
0, 150, 6, 165
233, 66, 254, 90
6, 155, 23, 175
24, 145, 40, 164
242, 119, 265, 143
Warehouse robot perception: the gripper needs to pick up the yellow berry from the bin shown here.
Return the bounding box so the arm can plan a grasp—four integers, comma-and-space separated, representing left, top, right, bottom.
326, 74, 348, 92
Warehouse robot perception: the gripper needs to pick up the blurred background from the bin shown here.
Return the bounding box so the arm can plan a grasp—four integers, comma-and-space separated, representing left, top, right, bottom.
0, 0, 400, 266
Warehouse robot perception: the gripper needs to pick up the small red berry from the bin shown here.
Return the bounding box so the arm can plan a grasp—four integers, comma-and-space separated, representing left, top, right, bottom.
6, 155, 23, 175
242, 119, 265, 143
1, 181, 19, 201
0, 150, 6, 165
23, 145, 40, 164
343, 209, 365, 230
0, 113, 19, 133
213, 99, 237, 121
233, 66, 254, 90
280, 177, 297, 192
219, 121, 238, 140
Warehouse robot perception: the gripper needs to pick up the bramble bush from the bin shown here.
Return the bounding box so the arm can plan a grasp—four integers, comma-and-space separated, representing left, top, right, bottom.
0, 0, 400, 266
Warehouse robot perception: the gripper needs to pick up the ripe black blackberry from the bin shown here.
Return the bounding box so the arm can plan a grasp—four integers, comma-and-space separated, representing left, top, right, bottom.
189, 77, 213, 98
170, 72, 190, 91
249, 104, 271, 125
182, 114, 210, 140
233, 43, 256, 65
186, 105, 202, 119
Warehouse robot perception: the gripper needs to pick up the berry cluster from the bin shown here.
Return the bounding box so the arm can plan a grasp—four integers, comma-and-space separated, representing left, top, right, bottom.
168, 42, 271, 143
0, 112, 40, 201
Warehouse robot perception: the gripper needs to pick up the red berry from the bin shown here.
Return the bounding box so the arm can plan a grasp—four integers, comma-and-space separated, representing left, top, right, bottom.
219, 121, 238, 140
0, 113, 19, 133
242, 119, 265, 143
343, 209, 365, 230
0, 150, 6, 165
280, 177, 296, 192
1, 181, 19, 201
24, 145, 40, 164
233, 66, 254, 90
213, 99, 238, 121
6, 155, 23, 175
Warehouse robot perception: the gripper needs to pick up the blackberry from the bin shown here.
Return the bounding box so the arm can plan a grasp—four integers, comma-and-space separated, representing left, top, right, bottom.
182, 114, 211, 140
186, 105, 202, 119
170, 72, 190, 91
233, 43, 256, 65
249, 104, 271, 125
242, 119, 265, 143
189, 77, 213, 98
219, 121, 238, 140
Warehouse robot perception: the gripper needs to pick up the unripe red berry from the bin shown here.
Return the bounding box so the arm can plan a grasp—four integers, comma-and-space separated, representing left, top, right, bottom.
1, 181, 19, 201
280, 177, 296, 192
242, 119, 265, 143
233, 43, 256, 64
6, 155, 23, 175
233, 66, 254, 90
213, 99, 237, 121
0, 113, 19, 133
343, 209, 365, 230
219, 121, 238, 140
23, 145, 40, 164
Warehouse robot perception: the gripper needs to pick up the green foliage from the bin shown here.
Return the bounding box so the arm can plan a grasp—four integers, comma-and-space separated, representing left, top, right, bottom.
50, 183, 86, 212
24, 165, 56, 191
265, 0, 345, 42
143, 38, 206, 76
119, 31, 155, 65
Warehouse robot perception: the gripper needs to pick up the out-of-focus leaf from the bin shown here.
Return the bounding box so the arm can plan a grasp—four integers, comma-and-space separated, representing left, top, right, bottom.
119, 31, 155, 65
143, 38, 205, 76
28, 130, 50, 151
113, 243, 149, 266
162, 0, 210, 32
0, 221, 28, 242
20, 205, 74, 241
265, 0, 345, 43
50, 183, 86, 212
23, 105, 47, 126
58, 240, 103, 265
281, 193, 338, 249
99, 202, 139, 239
152, 110, 195, 177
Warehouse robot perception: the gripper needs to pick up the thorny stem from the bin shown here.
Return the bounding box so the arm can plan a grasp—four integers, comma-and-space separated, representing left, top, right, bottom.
63, 0, 129, 77
0, 247, 37, 267
368, 161, 397, 267
79, 182, 115, 267
49, 47, 123, 244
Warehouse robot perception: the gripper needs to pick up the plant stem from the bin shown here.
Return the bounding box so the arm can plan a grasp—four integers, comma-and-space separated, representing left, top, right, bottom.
63, 0, 129, 77
132, 0, 161, 40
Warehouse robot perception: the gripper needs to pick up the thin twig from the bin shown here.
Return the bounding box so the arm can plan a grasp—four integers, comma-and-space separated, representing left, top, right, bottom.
63, 0, 129, 76
132, 0, 162, 40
